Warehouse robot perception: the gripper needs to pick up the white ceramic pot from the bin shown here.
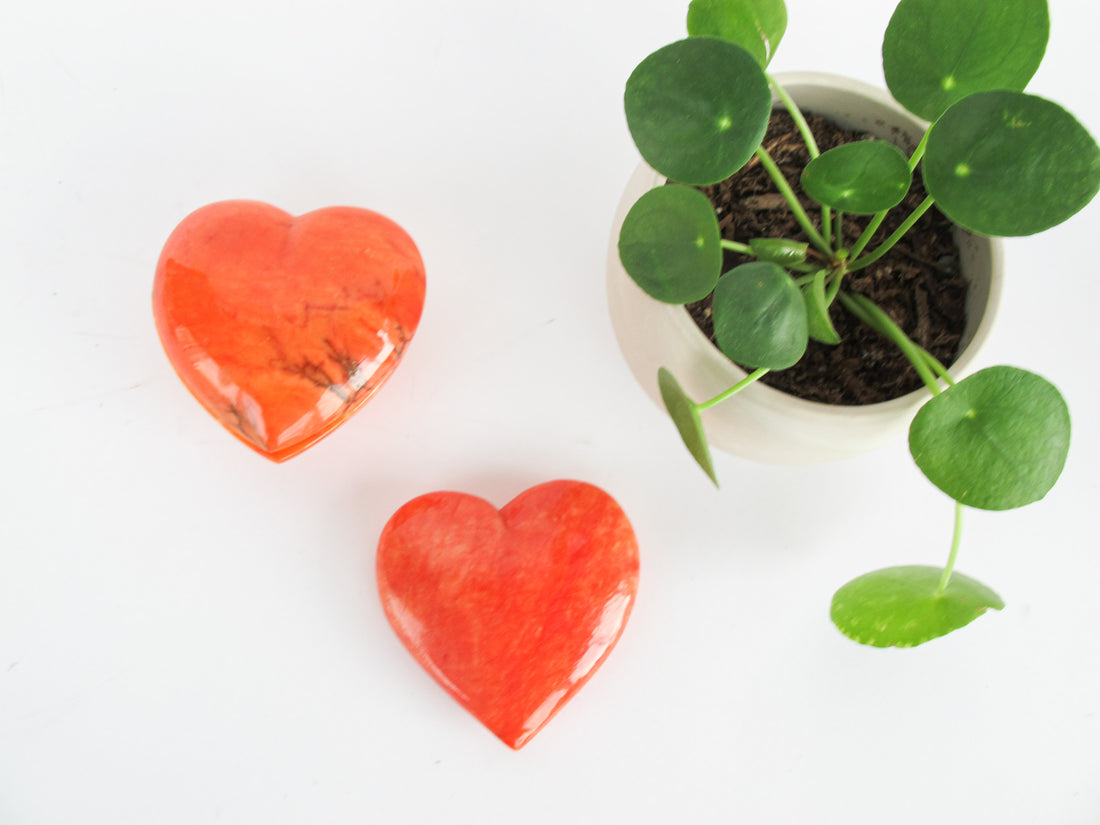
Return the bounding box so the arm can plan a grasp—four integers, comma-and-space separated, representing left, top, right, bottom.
607, 72, 1003, 464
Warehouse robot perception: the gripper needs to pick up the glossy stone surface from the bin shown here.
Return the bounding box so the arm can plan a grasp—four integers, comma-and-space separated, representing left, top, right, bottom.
377, 480, 640, 749
153, 201, 426, 461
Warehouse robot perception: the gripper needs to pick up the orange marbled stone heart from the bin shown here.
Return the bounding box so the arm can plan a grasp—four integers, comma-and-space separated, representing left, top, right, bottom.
377, 480, 639, 749
153, 200, 425, 461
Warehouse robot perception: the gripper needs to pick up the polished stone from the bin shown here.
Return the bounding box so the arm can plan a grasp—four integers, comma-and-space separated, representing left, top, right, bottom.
376, 480, 640, 749
153, 200, 425, 461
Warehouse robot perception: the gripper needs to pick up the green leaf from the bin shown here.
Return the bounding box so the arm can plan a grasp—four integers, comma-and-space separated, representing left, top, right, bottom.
712, 262, 807, 369
831, 565, 1004, 648
686, 0, 787, 68
624, 38, 771, 186
800, 141, 911, 215
801, 269, 841, 345
923, 91, 1100, 236
658, 367, 718, 486
748, 237, 807, 266
883, 0, 1049, 121
909, 366, 1070, 510
618, 185, 723, 303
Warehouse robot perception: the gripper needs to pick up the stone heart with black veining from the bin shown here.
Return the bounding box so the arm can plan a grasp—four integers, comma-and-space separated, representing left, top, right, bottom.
153, 200, 425, 461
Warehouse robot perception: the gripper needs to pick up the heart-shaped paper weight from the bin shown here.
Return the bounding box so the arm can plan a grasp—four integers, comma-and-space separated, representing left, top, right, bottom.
153, 201, 426, 461
377, 480, 640, 749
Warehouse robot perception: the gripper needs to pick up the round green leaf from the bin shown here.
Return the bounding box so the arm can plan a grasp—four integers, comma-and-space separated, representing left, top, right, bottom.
800, 141, 912, 215
618, 184, 722, 303
712, 262, 807, 369
658, 367, 718, 485
909, 366, 1070, 510
883, 0, 1049, 121
831, 565, 1004, 648
800, 269, 841, 345
923, 91, 1100, 236
748, 237, 807, 266
625, 37, 771, 186
686, 0, 787, 68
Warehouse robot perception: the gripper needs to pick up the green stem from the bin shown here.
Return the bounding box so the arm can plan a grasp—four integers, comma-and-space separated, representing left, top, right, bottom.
833, 210, 845, 249
937, 501, 964, 597
696, 367, 770, 411
908, 129, 930, 172
848, 196, 935, 271
720, 239, 753, 256
768, 76, 820, 158
767, 77, 833, 250
849, 211, 887, 260
824, 267, 844, 305
919, 349, 955, 387
837, 291, 942, 396
754, 146, 832, 255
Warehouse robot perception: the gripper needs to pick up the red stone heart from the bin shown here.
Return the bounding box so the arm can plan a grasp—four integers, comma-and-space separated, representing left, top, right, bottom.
153, 200, 425, 461
376, 480, 639, 749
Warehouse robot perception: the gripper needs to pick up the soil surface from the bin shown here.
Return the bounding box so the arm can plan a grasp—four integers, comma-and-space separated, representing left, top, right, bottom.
687, 111, 968, 405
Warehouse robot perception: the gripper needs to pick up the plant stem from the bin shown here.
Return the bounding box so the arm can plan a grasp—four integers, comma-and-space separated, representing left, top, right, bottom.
824, 267, 844, 304
833, 210, 845, 249
937, 501, 965, 597
908, 129, 930, 172
848, 211, 887, 260
720, 239, 753, 256
767, 76, 836, 257
696, 367, 770, 411
754, 146, 832, 255
848, 196, 935, 271
836, 292, 942, 396
919, 349, 955, 387
768, 76, 820, 158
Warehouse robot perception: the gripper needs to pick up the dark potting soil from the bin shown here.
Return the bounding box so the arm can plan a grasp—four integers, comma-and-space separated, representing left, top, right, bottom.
687, 111, 968, 405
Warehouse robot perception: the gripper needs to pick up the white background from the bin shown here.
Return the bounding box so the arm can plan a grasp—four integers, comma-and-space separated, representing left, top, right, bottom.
2, 1, 1098, 822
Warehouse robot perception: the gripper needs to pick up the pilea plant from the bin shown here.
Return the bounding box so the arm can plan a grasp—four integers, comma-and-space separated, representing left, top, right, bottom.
618, 0, 1100, 647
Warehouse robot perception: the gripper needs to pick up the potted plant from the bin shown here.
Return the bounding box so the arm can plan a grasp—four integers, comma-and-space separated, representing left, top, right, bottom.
609, 73, 1003, 465
609, 0, 1100, 647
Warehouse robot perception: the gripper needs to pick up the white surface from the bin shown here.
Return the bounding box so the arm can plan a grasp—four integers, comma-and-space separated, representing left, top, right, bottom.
2, 1, 1098, 823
